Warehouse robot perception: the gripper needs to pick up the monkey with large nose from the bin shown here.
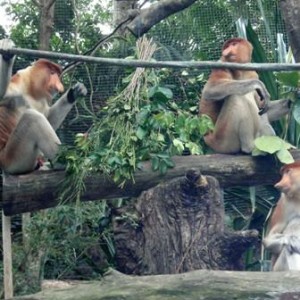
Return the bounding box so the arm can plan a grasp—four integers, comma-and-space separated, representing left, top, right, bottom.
263, 161, 300, 271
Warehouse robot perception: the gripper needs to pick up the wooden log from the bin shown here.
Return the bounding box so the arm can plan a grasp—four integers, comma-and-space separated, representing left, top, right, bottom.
113, 170, 259, 274
3, 151, 300, 216
12, 268, 300, 300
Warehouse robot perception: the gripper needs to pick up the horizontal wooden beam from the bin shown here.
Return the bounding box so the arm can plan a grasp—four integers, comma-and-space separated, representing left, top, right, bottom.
3, 151, 300, 216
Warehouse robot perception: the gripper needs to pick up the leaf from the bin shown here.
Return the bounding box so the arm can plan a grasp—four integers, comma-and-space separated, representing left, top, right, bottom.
186, 142, 201, 155
173, 138, 185, 152
151, 156, 159, 171
159, 162, 168, 174
293, 100, 300, 124
148, 86, 158, 98
149, 86, 173, 102
251, 147, 267, 156
276, 148, 294, 164
276, 71, 300, 88
254, 136, 284, 154
136, 127, 147, 140
157, 133, 165, 142
246, 22, 278, 99
163, 158, 175, 168
157, 86, 173, 100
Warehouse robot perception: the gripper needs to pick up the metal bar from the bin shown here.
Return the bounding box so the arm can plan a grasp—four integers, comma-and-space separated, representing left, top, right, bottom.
1, 47, 300, 71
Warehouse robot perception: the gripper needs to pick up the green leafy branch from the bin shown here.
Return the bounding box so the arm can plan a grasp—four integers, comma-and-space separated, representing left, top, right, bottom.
57, 37, 213, 200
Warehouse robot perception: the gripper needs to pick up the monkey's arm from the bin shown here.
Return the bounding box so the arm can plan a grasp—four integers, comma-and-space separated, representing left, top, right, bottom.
267, 99, 292, 122
202, 79, 270, 102
0, 39, 15, 99
47, 82, 87, 130
263, 233, 287, 254
264, 218, 300, 257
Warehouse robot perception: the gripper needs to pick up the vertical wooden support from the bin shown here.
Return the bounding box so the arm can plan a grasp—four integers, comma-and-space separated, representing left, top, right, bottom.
2, 211, 13, 299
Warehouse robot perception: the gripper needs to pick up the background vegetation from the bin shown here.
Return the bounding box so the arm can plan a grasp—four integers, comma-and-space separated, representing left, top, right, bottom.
0, 0, 299, 296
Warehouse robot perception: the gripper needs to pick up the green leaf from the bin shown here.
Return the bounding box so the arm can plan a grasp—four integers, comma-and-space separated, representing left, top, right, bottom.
157, 133, 165, 142
173, 139, 185, 152
136, 127, 147, 140
149, 86, 173, 102
276, 149, 294, 164
293, 100, 300, 124
151, 156, 159, 171
254, 136, 285, 154
157, 86, 173, 99
186, 142, 201, 155
276, 72, 300, 88
251, 147, 267, 156
159, 162, 168, 174
246, 22, 278, 99
163, 158, 175, 168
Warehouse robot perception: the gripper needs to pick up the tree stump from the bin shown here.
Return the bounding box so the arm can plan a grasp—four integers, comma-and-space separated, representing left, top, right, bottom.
113, 169, 259, 275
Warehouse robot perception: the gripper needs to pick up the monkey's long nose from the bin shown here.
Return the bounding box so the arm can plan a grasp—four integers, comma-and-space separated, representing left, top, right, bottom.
274, 177, 290, 192
56, 81, 64, 93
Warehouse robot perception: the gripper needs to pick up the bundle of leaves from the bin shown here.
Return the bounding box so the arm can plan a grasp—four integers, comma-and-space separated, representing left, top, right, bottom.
58, 37, 213, 200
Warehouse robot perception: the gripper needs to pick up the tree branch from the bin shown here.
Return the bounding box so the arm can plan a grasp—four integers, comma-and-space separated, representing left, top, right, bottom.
3, 151, 300, 216
126, 0, 197, 37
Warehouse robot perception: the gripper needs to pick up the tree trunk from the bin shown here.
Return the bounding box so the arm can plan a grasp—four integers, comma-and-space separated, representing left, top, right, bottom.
113, 170, 258, 275
38, 0, 56, 50
280, 0, 300, 62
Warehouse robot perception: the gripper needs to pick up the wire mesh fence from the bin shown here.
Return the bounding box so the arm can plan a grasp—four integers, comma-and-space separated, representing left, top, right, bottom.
0, 0, 287, 143
0, 0, 288, 214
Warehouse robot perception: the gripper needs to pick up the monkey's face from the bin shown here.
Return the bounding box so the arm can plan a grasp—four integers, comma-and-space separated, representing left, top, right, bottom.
47, 71, 64, 98
222, 40, 252, 63
275, 168, 300, 201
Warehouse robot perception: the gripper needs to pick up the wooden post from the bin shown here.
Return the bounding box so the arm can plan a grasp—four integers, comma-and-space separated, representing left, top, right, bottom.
2, 211, 13, 299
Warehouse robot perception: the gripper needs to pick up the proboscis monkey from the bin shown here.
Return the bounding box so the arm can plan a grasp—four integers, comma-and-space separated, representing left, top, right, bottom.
0, 39, 87, 174
199, 38, 291, 154
263, 161, 300, 271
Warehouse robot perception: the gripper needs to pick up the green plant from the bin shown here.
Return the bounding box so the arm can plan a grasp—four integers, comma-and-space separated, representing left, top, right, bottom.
57, 37, 213, 200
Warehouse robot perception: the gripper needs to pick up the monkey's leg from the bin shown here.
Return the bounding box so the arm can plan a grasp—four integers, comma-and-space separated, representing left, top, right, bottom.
1, 109, 61, 174
258, 113, 276, 136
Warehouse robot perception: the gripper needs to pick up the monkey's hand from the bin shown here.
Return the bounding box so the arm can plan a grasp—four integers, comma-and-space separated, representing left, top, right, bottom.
286, 235, 300, 255
0, 39, 15, 62
255, 84, 270, 115
67, 82, 87, 104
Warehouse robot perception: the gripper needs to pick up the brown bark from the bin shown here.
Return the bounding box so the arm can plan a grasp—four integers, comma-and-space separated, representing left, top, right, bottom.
126, 0, 197, 37
280, 0, 300, 62
38, 0, 56, 50
113, 0, 138, 34
113, 170, 258, 274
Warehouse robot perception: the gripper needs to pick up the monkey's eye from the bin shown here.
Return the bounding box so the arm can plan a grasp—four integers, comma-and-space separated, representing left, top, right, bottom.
285, 169, 291, 175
